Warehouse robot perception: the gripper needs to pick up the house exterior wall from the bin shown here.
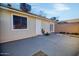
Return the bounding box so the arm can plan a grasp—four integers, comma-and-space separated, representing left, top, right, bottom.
0, 9, 36, 43
41, 20, 54, 33
0, 8, 55, 43
55, 22, 79, 33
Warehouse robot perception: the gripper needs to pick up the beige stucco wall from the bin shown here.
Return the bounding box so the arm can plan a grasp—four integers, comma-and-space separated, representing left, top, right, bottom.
0, 9, 36, 43
41, 20, 54, 33
55, 23, 79, 33
0, 8, 55, 43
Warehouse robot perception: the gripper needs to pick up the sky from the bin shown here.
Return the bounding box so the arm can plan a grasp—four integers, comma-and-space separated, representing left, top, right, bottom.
29, 3, 79, 21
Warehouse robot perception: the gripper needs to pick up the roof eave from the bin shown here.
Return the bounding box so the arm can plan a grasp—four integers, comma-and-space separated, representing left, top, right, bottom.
0, 6, 54, 22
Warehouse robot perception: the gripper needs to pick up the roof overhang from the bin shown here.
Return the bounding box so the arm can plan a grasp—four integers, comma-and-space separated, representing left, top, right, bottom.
0, 6, 54, 22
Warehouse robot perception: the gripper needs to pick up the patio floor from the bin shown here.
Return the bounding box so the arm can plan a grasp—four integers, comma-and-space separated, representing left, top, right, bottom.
0, 33, 79, 56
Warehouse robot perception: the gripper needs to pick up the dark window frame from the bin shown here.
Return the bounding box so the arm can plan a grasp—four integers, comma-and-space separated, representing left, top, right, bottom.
13, 15, 27, 29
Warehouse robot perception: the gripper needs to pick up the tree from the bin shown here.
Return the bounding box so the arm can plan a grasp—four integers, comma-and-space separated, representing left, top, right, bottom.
50, 17, 56, 20
50, 17, 59, 21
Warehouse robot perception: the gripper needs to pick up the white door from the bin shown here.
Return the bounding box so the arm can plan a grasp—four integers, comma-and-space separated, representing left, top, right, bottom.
36, 20, 42, 35
50, 23, 54, 32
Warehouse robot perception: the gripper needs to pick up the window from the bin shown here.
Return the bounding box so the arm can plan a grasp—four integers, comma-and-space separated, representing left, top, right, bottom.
13, 15, 27, 29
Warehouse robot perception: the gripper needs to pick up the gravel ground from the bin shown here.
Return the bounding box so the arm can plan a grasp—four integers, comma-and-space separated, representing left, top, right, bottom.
0, 33, 79, 56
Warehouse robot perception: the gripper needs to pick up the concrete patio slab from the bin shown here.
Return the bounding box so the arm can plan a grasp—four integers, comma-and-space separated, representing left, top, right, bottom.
0, 33, 79, 56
